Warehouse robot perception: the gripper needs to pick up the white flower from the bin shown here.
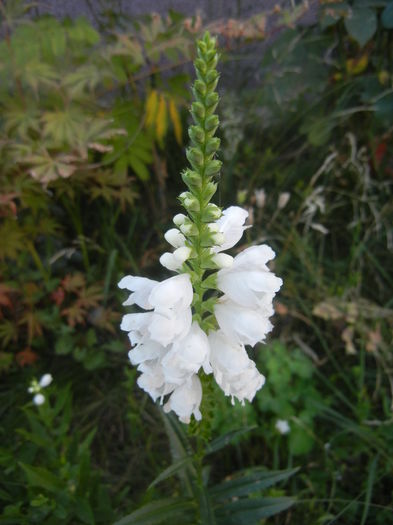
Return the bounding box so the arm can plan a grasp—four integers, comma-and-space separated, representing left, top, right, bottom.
217, 245, 282, 309
275, 419, 290, 434
161, 322, 211, 384
173, 213, 187, 226
137, 360, 176, 402
39, 374, 53, 388
214, 298, 273, 347
118, 276, 158, 309
277, 192, 290, 210
28, 373, 53, 406
209, 330, 265, 404
254, 188, 266, 209
120, 274, 193, 347
33, 393, 45, 406
164, 375, 202, 423
213, 206, 249, 252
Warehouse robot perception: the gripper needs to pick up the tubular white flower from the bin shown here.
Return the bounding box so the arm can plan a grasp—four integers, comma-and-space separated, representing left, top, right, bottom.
208, 330, 265, 404
212, 206, 249, 253
128, 338, 165, 366
214, 298, 273, 347
39, 374, 53, 388
137, 360, 176, 402
118, 276, 158, 309
148, 274, 193, 311
217, 245, 282, 309
164, 228, 186, 248
163, 375, 202, 424
120, 274, 193, 347
161, 322, 211, 385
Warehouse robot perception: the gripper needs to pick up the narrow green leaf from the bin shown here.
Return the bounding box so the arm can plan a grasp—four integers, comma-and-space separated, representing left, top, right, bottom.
113, 498, 195, 525
360, 455, 378, 525
148, 457, 193, 489
19, 463, 63, 493
205, 426, 257, 455
216, 497, 294, 524
210, 467, 299, 500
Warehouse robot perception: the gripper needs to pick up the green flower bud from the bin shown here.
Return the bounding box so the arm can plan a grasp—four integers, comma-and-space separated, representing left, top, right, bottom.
179, 191, 200, 212
191, 101, 205, 120
205, 115, 219, 132
186, 147, 204, 169
201, 203, 222, 221
182, 169, 202, 189
194, 79, 207, 96
188, 125, 205, 144
194, 57, 207, 74
205, 137, 220, 155
204, 159, 222, 177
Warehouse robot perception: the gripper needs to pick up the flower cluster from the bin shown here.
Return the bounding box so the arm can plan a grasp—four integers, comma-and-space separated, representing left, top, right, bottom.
28, 373, 53, 405
118, 32, 282, 423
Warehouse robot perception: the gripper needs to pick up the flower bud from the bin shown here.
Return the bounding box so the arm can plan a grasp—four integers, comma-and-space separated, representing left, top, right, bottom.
173, 213, 187, 226
188, 125, 205, 144
212, 253, 234, 268
159, 252, 182, 271
39, 374, 53, 388
207, 222, 219, 233
205, 114, 219, 132
194, 79, 207, 96
212, 232, 225, 246
164, 228, 186, 248
179, 192, 200, 212
186, 147, 204, 169
182, 169, 202, 190
180, 221, 198, 236
173, 246, 192, 263
191, 101, 205, 120
201, 203, 222, 221
205, 137, 220, 155
204, 159, 222, 177
205, 92, 219, 108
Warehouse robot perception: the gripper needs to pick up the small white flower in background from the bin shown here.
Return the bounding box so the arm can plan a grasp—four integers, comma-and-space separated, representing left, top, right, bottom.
254, 188, 266, 209
28, 374, 53, 406
275, 419, 290, 435
277, 192, 290, 210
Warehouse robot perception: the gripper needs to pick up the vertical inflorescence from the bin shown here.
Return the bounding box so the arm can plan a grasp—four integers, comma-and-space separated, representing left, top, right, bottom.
118, 32, 283, 424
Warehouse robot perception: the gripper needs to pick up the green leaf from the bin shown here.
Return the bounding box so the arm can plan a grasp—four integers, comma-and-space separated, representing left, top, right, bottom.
382, 2, 393, 27
128, 155, 150, 181
344, 8, 377, 47
113, 498, 195, 525
148, 457, 193, 489
210, 468, 299, 500
19, 463, 63, 493
75, 499, 95, 525
215, 497, 295, 525
205, 426, 257, 455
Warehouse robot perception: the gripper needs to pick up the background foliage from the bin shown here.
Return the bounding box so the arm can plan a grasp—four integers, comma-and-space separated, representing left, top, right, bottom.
0, 0, 392, 523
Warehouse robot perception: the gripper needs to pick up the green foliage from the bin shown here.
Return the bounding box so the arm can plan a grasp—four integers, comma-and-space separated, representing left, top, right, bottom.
0, 385, 113, 524
0, 2, 392, 525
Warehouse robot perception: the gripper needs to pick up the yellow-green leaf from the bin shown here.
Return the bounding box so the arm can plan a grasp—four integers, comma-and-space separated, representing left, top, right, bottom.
169, 99, 182, 145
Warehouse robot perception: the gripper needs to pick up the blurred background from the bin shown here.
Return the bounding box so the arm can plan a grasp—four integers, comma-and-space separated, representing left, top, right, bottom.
0, 0, 392, 523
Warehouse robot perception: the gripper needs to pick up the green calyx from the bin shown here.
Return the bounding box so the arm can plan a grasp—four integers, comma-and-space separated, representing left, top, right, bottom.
178, 31, 222, 330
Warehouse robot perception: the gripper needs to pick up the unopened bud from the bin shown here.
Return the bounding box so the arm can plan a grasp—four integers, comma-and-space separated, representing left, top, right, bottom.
164, 228, 186, 248
212, 253, 233, 268
173, 246, 192, 263
159, 252, 182, 271
173, 213, 187, 226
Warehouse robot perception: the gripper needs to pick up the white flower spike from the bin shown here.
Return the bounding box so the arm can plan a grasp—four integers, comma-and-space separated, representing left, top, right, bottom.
118, 32, 283, 424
